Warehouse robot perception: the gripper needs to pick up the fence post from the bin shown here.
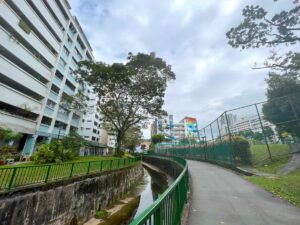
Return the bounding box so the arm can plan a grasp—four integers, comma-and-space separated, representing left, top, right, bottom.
8, 168, 17, 190
203, 128, 207, 161
224, 111, 236, 166
69, 163, 74, 178
100, 161, 103, 172
87, 162, 91, 174
255, 104, 272, 161
110, 160, 113, 170
45, 165, 51, 183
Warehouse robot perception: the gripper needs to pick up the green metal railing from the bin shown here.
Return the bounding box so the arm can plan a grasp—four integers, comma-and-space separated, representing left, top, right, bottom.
155, 142, 235, 166
0, 156, 141, 192
131, 155, 189, 225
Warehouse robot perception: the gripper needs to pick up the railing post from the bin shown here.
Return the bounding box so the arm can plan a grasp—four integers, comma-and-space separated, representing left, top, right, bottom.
69, 163, 74, 178
8, 168, 17, 190
45, 165, 51, 183
117, 159, 120, 168
255, 104, 272, 161
100, 161, 103, 172
154, 208, 161, 225
110, 160, 113, 170
87, 162, 91, 174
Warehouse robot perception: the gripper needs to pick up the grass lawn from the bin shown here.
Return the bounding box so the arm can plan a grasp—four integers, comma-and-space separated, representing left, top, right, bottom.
1, 155, 129, 168
250, 144, 290, 166
245, 168, 300, 208
254, 155, 290, 174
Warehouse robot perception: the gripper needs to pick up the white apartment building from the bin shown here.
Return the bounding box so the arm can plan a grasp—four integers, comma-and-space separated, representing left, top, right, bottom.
229, 115, 276, 134
79, 86, 102, 143
0, 0, 98, 155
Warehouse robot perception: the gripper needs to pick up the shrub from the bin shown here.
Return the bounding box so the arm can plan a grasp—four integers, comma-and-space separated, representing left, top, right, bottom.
33, 144, 55, 163
33, 135, 82, 163
231, 136, 252, 165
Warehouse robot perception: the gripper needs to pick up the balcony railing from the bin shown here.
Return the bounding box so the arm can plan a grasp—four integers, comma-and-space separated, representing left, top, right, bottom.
65, 41, 72, 50
57, 63, 65, 73
61, 50, 69, 62
71, 118, 80, 126
68, 29, 76, 39
44, 106, 54, 116
53, 76, 62, 87
52, 127, 66, 136
39, 124, 50, 133
63, 85, 75, 96
67, 73, 77, 85
49, 91, 59, 101
57, 112, 69, 122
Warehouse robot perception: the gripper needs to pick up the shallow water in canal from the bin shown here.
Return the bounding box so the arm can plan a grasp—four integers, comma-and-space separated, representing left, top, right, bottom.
133, 166, 172, 219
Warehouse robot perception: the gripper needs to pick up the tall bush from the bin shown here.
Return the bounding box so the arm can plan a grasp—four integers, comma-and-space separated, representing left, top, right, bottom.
231, 136, 252, 165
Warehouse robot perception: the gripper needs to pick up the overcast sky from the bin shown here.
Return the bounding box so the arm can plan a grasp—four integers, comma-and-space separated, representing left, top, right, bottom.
69, 0, 293, 138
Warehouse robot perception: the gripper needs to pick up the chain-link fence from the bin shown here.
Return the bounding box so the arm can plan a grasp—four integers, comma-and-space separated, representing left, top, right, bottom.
155, 93, 300, 167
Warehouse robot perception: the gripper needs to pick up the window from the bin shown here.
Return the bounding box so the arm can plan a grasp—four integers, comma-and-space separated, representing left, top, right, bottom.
46, 99, 56, 109
63, 46, 70, 56
86, 128, 91, 130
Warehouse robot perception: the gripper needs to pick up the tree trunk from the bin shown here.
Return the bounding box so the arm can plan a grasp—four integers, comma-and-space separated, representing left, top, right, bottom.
115, 131, 124, 156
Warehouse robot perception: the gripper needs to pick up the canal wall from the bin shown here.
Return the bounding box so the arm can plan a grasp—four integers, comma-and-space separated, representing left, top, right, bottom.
142, 156, 183, 180
0, 163, 143, 225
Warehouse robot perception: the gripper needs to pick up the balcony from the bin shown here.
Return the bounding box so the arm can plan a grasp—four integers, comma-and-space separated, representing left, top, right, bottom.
65, 41, 72, 50
71, 118, 80, 126
38, 124, 50, 133
0, 83, 42, 114
61, 50, 69, 62
49, 91, 59, 101
67, 72, 77, 85
53, 76, 62, 87
52, 127, 66, 136
57, 112, 69, 122
0, 110, 37, 134
0, 27, 52, 82
57, 63, 66, 74
68, 29, 77, 39
0, 3, 56, 66
0, 56, 47, 97
29, 0, 63, 40
11, 0, 60, 52
46, 0, 67, 29
63, 85, 75, 96
44, 106, 54, 117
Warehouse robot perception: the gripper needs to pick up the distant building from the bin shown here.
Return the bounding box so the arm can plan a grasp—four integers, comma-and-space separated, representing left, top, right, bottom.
151, 114, 199, 141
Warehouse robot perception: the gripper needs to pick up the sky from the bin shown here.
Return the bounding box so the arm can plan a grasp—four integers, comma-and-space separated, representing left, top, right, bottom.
68, 0, 293, 138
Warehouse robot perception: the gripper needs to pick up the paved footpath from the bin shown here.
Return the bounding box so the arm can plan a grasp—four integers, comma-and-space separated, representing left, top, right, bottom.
187, 160, 300, 225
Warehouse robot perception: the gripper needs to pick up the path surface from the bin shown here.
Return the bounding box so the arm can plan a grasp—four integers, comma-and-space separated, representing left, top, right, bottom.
278, 143, 300, 175
187, 160, 300, 225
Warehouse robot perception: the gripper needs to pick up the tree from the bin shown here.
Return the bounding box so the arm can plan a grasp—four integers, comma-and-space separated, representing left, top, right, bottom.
263, 126, 275, 141
77, 52, 175, 155
151, 134, 167, 144
123, 126, 143, 153
226, 2, 300, 75
262, 73, 300, 139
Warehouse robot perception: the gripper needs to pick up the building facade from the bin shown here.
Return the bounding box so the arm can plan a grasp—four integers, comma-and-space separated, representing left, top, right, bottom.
0, 0, 99, 155
151, 114, 199, 141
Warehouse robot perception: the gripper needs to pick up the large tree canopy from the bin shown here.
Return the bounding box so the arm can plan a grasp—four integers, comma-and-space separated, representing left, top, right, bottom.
262, 73, 300, 139
226, 1, 300, 74
77, 52, 175, 154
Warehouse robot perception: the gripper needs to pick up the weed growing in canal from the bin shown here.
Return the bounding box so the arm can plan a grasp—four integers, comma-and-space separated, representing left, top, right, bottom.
95, 210, 108, 219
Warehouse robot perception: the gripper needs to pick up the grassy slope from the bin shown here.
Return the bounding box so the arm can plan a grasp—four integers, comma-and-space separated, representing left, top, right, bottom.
246, 168, 300, 208
250, 144, 290, 173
